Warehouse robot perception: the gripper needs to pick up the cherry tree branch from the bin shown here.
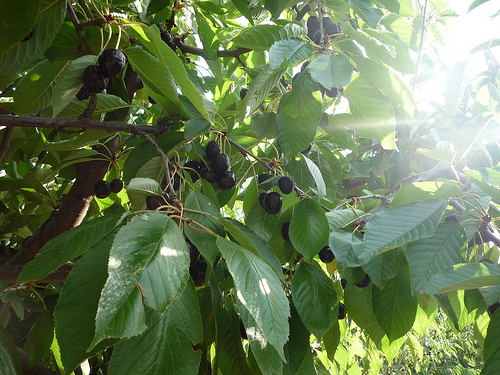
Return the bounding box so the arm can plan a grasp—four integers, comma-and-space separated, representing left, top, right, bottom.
0, 126, 14, 164
0, 114, 180, 137
179, 43, 251, 60
66, 0, 89, 55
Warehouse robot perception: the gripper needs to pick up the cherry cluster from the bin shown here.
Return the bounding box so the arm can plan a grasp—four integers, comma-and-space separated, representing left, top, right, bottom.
93, 179, 124, 199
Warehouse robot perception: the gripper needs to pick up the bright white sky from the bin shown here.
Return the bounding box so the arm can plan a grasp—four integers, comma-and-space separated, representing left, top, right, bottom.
417, 1, 500, 105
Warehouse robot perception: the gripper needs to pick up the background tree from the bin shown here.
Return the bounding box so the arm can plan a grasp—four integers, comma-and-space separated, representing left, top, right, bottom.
0, 0, 499, 374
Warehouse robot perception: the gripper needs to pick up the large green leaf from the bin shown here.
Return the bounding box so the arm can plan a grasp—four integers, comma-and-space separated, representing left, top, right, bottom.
184, 191, 225, 265
276, 74, 322, 159
126, 177, 162, 211
245, 202, 280, 242
18, 212, 124, 283
363, 248, 402, 289
108, 280, 202, 375
0, 0, 66, 88
345, 73, 397, 150
292, 263, 338, 339
372, 264, 418, 342
482, 308, 500, 375
283, 305, 315, 375
124, 46, 180, 109
51, 55, 97, 117
241, 65, 287, 118
130, 25, 208, 121
54, 231, 116, 373
303, 155, 326, 199
194, 8, 217, 60
391, 181, 463, 207
422, 263, 500, 295
329, 229, 365, 269
362, 200, 448, 259
290, 199, 329, 260
239, 304, 282, 375
406, 222, 466, 294
217, 237, 290, 358
350, 55, 414, 121
0, 326, 21, 375
23, 310, 54, 368
309, 55, 353, 89
91, 212, 189, 348
232, 23, 305, 51
13, 59, 68, 115
0, 0, 38, 57
269, 38, 313, 70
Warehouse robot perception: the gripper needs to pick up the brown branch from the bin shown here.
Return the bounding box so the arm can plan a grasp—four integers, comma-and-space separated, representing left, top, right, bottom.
67, 0, 89, 55
0, 264, 73, 284
80, 92, 98, 120
0, 114, 176, 137
0, 126, 14, 164
178, 43, 251, 60
166, 0, 178, 31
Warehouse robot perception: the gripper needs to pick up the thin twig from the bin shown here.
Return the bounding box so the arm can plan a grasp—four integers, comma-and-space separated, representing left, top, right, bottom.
318, 4, 325, 46
79, 92, 98, 120
334, 195, 391, 210
67, 0, 89, 55
179, 43, 251, 60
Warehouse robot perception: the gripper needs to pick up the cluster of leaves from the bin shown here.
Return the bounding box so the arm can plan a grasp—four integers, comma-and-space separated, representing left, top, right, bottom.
1, 0, 500, 374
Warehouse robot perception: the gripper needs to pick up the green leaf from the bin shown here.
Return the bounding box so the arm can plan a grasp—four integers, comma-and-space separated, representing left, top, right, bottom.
0, 0, 38, 57
0, 325, 21, 375
51, 55, 97, 117
283, 305, 315, 375
350, 55, 414, 121
241, 65, 287, 118
232, 24, 305, 51
290, 199, 329, 260
44, 129, 110, 151
147, 0, 171, 15
231, 0, 254, 26
92, 212, 190, 347
24, 310, 54, 368
108, 280, 202, 375
303, 155, 326, 199
276, 75, 322, 159
292, 263, 338, 339
372, 263, 418, 342
468, 0, 492, 12
406, 222, 466, 294
57, 93, 130, 118
326, 209, 365, 232
482, 308, 500, 375
131, 25, 208, 121
126, 177, 162, 210
0, 0, 66, 88
317, 143, 344, 183
18, 212, 124, 283
351, 0, 384, 28
343, 283, 385, 343
264, 0, 289, 19
422, 263, 500, 295
380, 13, 418, 49
251, 112, 276, 139
124, 46, 180, 110
184, 191, 225, 265
54, 231, 116, 373
269, 38, 313, 70
221, 218, 284, 281
364, 248, 402, 289
362, 200, 448, 259
309, 55, 353, 89
391, 181, 463, 207
245, 202, 280, 242
329, 230, 365, 269
184, 118, 211, 140
443, 62, 467, 111
195, 8, 217, 60
217, 237, 290, 358
345, 73, 396, 150
13, 59, 68, 115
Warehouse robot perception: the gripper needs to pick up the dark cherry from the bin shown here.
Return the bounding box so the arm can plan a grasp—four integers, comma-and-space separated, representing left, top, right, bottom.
146, 192, 173, 210
338, 302, 346, 320
212, 153, 230, 173
206, 140, 221, 160
281, 221, 291, 243
278, 176, 295, 195
263, 192, 282, 214
240, 88, 248, 100
217, 171, 236, 190
98, 48, 126, 78
259, 192, 267, 209
109, 179, 123, 193
258, 174, 272, 184
201, 169, 217, 183
355, 274, 371, 288
82, 65, 108, 93
94, 180, 111, 199
318, 245, 335, 263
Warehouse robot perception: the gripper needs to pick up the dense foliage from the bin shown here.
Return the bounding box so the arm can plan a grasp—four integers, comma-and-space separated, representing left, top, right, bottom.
0, 0, 500, 374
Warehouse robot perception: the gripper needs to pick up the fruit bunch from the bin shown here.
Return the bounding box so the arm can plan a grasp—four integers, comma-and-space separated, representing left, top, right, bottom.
93, 179, 124, 199
202, 140, 236, 190
258, 174, 295, 215
77, 48, 127, 101
306, 15, 343, 45
158, 24, 180, 53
